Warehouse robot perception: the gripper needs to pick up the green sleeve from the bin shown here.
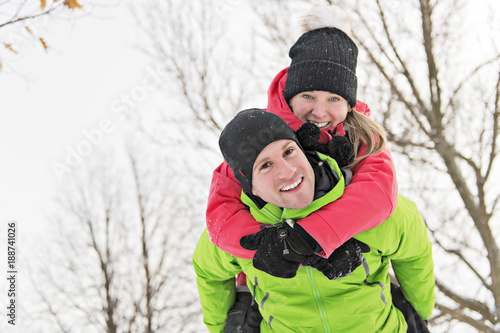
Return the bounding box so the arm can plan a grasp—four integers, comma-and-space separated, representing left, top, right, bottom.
387, 196, 436, 320
192, 230, 243, 333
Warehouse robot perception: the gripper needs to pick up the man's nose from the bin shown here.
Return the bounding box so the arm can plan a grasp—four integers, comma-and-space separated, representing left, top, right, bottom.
277, 159, 295, 178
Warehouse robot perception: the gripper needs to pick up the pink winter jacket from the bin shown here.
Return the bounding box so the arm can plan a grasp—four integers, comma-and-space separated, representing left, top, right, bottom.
206, 68, 398, 259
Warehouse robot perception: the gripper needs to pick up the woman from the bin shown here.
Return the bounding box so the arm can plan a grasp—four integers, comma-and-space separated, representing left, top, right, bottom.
206, 7, 397, 265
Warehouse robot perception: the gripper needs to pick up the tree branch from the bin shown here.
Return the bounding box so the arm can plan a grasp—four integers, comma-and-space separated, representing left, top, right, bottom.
435, 279, 495, 324
0, 2, 64, 29
375, 0, 428, 115
419, 0, 443, 128
434, 302, 497, 333
431, 233, 491, 291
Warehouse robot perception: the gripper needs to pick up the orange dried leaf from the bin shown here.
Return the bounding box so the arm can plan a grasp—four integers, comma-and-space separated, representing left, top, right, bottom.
63, 0, 83, 9
39, 37, 48, 51
25, 26, 33, 35
4, 44, 18, 54
40, 0, 46, 9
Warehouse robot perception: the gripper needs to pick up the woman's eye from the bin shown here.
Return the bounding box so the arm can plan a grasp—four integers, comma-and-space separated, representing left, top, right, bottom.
302, 94, 312, 99
284, 148, 294, 156
329, 97, 339, 102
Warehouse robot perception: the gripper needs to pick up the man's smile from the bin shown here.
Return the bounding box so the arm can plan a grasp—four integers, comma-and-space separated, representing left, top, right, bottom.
280, 177, 303, 192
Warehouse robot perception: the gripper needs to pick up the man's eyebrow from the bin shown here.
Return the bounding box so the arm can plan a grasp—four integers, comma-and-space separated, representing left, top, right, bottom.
253, 152, 271, 171
253, 141, 294, 169
281, 141, 292, 150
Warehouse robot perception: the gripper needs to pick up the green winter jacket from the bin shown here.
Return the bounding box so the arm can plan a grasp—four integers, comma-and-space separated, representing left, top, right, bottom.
193, 154, 435, 333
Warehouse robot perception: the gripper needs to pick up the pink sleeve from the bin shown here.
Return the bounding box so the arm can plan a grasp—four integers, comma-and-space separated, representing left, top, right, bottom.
206, 161, 261, 259
298, 147, 398, 257
206, 147, 397, 259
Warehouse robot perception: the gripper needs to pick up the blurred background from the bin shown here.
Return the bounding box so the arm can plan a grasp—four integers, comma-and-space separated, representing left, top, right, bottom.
0, 0, 499, 332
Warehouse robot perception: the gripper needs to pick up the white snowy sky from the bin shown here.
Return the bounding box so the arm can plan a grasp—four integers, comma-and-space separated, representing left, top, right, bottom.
0, 1, 148, 245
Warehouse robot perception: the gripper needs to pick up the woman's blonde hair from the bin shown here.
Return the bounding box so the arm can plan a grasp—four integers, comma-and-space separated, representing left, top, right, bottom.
343, 108, 387, 168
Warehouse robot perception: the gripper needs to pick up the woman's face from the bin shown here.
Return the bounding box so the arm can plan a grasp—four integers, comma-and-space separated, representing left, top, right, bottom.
289, 91, 349, 129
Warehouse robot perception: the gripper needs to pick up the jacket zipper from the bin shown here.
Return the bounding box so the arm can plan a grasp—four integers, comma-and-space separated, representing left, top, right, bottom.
259, 208, 331, 331
259, 207, 293, 225
306, 266, 331, 333
260, 206, 283, 223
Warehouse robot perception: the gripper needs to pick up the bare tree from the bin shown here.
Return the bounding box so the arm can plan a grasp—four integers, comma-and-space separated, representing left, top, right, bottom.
193, 0, 498, 331
132, 0, 499, 331
124, 141, 204, 332
30, 140, 205, 332
24, 1, 268, 331
131, 0, 263, 153
30, 153, 126, 333
320, 0, 499, 331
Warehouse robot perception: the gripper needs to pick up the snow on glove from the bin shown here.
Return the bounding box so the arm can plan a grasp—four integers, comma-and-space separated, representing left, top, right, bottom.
224, 288, 262, 333
301, 238, 370, 280
240, 222, 316, 278
296, 123, 354, 167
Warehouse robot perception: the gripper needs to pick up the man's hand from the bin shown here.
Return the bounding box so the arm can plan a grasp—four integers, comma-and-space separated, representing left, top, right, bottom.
301, 238, 370, 280
224, 288, 262, 333
240, 222, 316, 278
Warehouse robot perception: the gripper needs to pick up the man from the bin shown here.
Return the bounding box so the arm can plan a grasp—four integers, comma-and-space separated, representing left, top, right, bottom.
193, 109, 435, 332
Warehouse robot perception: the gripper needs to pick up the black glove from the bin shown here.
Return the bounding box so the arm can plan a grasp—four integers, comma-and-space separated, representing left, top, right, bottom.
240, 222, 316, 278
296, 123, 354, 167
224, 289, 262, 333
301, 238, 370, 280
390, 283, 430, 333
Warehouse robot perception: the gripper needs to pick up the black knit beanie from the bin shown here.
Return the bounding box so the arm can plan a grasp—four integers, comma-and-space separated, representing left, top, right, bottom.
219, 109, 302, 194
284, 27, 358, 107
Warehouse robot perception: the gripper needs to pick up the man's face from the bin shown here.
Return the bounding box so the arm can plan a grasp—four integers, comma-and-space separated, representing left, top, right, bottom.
251, 139, 315, 209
